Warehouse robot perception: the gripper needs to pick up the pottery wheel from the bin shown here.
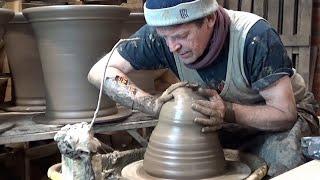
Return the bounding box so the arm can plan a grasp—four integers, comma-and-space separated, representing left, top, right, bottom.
32, 106, 132, 125
122, 160, 251, 180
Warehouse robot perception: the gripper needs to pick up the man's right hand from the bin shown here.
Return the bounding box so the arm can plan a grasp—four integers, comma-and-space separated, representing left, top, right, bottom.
152, 82, 188, 116
135, 81, 188, 117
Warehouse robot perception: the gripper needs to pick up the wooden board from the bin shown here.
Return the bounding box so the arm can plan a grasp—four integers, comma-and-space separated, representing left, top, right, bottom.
227, 0, 239, 10
297, 0, 313, 36
280, 35, 310, 46
0, 111, 157, 145
241, 0, 252, 12
297, 47, 311, 89
253, 0, 265, 17
223, 0, 313, 88
282, 0, 295, 35
272, 160, 320, 180
267, 0, 280, 31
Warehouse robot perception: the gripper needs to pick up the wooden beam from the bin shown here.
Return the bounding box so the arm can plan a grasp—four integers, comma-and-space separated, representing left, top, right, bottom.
267, 0, 280, 31
297, 47, 311, 90
228, 0, 239, 10
282, 0, 295, 35
280, 35, 310, 47
253, 0, 265, 17
297, 0, 312, 37
25, 142, 59, 160
241, 0, 252, 12
127, 129, 148, 147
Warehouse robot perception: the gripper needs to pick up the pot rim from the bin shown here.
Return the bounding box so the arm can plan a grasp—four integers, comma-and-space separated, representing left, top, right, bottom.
22, 5, 130, 22
126, 13, 145, 23
0, 8, 14, 15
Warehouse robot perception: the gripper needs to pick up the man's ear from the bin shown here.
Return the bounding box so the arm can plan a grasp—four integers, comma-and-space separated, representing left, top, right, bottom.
207, 14, 216, 28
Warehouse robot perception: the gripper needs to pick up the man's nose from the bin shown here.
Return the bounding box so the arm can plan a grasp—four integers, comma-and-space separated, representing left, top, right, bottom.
167, 39, 181, 53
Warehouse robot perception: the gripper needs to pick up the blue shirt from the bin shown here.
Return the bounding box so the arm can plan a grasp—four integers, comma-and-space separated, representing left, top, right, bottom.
118, 20, 293, 91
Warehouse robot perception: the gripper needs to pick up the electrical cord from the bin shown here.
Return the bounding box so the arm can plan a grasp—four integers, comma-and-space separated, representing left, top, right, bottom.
89, 37, 140, 130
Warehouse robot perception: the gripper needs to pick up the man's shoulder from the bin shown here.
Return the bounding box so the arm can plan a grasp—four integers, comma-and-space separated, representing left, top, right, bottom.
139, 24, 154, 31
244, 19, 281, 49
134, 24, 159, 37
248, 20, 274, 38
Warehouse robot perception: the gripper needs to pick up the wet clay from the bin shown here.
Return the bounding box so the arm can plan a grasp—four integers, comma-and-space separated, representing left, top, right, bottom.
143, 87, 226, 179
121, 87, 253, 179
54, 122, 101, 180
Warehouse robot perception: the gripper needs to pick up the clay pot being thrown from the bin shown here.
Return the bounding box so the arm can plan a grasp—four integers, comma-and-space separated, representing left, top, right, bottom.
3, 12, 46, 112
143, 87, 226, 179
122, 87, 252, 179
22, 5, 131, 124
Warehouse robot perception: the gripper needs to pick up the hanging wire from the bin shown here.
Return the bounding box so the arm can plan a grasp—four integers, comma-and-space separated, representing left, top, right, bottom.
89, 37, 140, 130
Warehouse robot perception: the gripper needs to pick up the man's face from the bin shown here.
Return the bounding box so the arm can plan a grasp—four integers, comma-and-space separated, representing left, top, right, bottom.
156, 16, 215, 64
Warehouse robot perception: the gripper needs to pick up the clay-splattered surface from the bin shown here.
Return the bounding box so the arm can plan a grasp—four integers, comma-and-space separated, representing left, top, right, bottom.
0, 109, 156, 145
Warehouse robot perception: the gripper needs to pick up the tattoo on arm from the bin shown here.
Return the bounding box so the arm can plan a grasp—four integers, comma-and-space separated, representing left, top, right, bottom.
103, 76, 157, 116
103, 76, 137, 108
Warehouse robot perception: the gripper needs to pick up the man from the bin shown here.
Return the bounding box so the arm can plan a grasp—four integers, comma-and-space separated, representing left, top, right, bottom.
88, 0, 319, 176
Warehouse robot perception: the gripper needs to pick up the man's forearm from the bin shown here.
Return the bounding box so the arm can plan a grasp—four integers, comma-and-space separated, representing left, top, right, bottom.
87, 50, 160, 116
103, 75, 158, 116
231, 103, 297, 131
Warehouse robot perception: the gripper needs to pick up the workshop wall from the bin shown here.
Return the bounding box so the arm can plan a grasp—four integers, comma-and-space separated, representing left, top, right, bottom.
312, 0, 320, 115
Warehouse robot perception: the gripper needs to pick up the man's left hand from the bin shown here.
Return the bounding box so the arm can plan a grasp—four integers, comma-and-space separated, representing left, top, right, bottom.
191, 88, 225, 133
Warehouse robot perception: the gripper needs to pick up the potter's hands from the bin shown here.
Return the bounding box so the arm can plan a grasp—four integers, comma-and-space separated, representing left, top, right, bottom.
191, 88, 225, 133
152, 81, 188, 117
134, 81, 188, 117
